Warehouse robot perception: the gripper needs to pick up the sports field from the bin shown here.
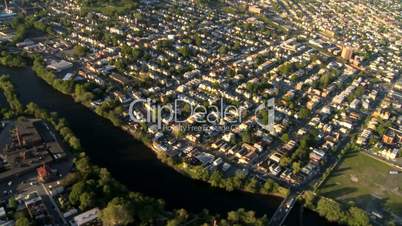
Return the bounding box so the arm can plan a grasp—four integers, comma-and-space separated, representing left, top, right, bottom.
319, 151, 402, 221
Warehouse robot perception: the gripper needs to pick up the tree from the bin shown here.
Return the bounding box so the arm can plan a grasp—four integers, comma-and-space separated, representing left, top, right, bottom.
178, 46, 191, 58
227, 210, 241, 222
376, 124, 386, 136
33, 21, 47, 31
73, 45, 88, 57
256, 55, 264, 65
316, 197, 344, 222
100, 198, 134, 226
156, 39, 172, 50
278, 62, 294, 75
233, 41, 241, 51
302, 191, 316, 208
194, 35, 202, 46
260, 180, 274, 194
191, 165, 209, 181
258, 109, 269, 125
166, 219, 181, 226
290, 74, 298, 82
114, 59, 125, 71
278, 187, 289, 196
98, 168, 112, 187
61, 172, 80, 187
79, 192, 95, 210
74, 84, 94, 104
15, 216, 30, 226
131, 48, 143, 60
226, 208, 267, 225
241, 129, 252, 143
75, 154, 92, 175
8, 196, 17, 209
13, 24, 28, 42
292, 161, 301, 174
0, 52, 26, 68
231, 170, 246, 189
347, 207, 370, 226
218, 45, 227, 55
0, 75, 23, 113
209, 171, 223, 187
280, 133, 290, 143
128, 192, 165, 222
319, 73, 332, 89
69, 181, 86, 205
244, 178, 258, 193
167, 209, 189, 226
279, 157, 290, 167
69, 136, 81, 150
297, 107, 310, 119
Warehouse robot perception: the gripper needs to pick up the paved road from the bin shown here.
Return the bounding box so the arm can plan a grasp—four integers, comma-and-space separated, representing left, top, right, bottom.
0, 174, 66, 225
40, 182, 67, 225
0, 158, 73, 225
268, 191, 299, 226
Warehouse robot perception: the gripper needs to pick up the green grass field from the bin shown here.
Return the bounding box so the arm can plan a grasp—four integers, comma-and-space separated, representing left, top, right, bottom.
319, 151, 402, 220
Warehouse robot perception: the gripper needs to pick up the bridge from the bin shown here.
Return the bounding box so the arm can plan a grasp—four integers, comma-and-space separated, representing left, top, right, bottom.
268, 191, 300, 226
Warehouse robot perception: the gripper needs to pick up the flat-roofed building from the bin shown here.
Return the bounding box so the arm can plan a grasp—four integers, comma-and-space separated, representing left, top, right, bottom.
73, 208, 101, 226
47, 60, 73, 72
341, 46, 354, 60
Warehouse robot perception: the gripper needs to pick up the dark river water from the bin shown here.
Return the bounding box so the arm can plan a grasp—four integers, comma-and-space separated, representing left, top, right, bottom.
1, 66, 337, 226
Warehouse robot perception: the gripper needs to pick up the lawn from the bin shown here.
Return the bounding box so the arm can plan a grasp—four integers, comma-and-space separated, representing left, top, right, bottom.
319, 151, 402, 220
81, 0, 138, 16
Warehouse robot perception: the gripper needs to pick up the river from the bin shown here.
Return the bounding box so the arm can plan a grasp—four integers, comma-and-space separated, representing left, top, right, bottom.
1, 66, 338, 226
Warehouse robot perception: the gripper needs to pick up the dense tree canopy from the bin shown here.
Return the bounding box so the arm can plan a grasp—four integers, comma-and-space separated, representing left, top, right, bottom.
100, 198, 134, 226
347, 207, 370, 226
15, 217, 30, 226
317, 197, 344, 222
0, 75, 23, 113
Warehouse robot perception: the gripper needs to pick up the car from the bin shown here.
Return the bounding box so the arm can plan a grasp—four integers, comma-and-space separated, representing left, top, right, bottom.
285, 198, 295, 209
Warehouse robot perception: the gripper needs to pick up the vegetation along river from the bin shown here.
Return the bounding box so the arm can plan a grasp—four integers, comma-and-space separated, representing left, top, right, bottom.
1, 66, 338, 226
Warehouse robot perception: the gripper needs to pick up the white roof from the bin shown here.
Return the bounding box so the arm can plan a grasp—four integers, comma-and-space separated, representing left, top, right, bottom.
0, 207, 5, 218
195, 152, 215, 165
73, 208, 100, 226
0, 220, 15, 226
47, 60, 73, 71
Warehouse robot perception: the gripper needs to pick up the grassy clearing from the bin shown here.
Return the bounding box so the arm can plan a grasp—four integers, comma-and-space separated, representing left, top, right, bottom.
80, 0, 138, 16
319, 151, 402, 219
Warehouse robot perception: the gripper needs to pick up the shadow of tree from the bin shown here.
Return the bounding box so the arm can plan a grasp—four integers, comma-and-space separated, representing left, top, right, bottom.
320, 182, 337, 190
342, 194, 395, 224
320, 187, 358, 199
330, 166, 352, 177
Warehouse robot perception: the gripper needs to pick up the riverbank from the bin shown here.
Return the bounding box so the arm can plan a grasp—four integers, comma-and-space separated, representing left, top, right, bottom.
0, 51, 27, 68
2, 65, 282, 212
0, 79, 273, 225
123, 123, 290, 198
2, 65, 340, 225
29, 55, 289, 198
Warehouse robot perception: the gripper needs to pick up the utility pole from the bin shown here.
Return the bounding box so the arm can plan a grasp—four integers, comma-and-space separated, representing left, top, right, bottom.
4, 0, 8, 11
4, 0, 11, 13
